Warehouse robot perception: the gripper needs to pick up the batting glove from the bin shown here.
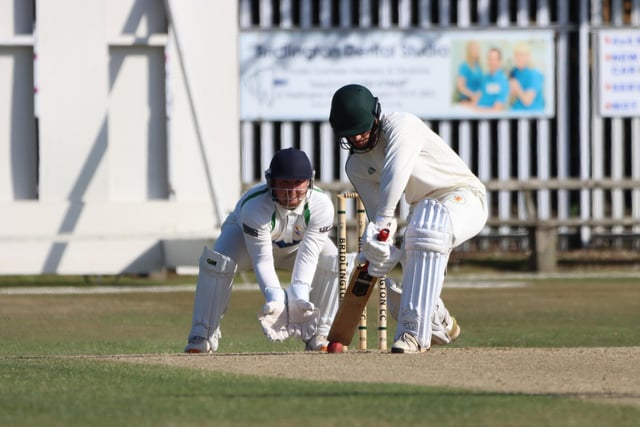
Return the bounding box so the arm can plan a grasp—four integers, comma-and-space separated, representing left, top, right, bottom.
373, 215, 397, 238
367, 245, 403, 278
361, 221, 394, 265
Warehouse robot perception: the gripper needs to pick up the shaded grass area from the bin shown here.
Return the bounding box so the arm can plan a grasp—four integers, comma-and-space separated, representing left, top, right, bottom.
1, 276, 639, 426
1, 358, 638, 427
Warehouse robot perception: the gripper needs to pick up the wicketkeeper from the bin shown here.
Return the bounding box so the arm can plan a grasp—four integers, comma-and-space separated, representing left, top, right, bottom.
184, 148, 355, 353
329, 84, 488, 353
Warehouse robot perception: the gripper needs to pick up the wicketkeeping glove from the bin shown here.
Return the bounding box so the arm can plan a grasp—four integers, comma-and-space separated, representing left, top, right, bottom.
258, 301, 290, 342
287, 299, 320, 341
285, 284, 319, 342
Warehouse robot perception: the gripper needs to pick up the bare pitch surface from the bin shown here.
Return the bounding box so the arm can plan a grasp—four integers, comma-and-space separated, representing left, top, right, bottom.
99, 346, 640, 406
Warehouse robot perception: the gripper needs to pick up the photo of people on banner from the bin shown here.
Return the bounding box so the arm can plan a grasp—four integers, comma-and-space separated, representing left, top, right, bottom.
452, 39, 546, 113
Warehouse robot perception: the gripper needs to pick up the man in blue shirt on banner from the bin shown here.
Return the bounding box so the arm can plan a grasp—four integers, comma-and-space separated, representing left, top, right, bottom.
509, 42, 545, 111
476, 47, 510, 111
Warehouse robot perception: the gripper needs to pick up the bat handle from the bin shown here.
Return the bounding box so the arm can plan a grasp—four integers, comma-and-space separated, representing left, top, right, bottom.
377, 228, 390, 242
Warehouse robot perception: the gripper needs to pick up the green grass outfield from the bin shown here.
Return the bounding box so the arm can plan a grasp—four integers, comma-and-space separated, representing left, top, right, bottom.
1, 272, 639, 426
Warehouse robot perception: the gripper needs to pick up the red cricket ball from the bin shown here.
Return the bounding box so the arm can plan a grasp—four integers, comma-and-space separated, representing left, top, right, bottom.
327, 342, 344, 353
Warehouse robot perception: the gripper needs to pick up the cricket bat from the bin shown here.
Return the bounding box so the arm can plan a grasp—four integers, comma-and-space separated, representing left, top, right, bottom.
327, 228, 390, 346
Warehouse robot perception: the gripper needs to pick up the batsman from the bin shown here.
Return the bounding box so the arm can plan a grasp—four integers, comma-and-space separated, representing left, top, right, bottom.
329, 84, 488, 353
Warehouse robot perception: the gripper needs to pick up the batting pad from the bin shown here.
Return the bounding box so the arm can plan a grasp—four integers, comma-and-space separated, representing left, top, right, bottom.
310, 252, 356, 336
388, 282, 451, 344
396, 199, 451, 348
188, 246, 237, 351
385, 278, 402, 320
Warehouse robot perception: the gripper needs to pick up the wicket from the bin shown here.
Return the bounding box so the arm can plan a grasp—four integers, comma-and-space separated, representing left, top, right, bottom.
336, 192, 388, 351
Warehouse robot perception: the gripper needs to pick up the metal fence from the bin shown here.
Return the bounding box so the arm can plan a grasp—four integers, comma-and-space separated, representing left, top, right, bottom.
238, 0, 640, 252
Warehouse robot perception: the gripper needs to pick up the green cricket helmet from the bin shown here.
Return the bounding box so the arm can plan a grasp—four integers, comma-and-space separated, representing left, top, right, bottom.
329, 84, 381, 153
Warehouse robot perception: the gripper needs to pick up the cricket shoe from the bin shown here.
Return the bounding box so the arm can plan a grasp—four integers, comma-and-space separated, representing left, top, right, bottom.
391, 333, 428, 354
184, 336, 212, 354
447, 316, 461, 342
305, 334, 329, 352
431, 316, 462, 346
431, 314, 451, 345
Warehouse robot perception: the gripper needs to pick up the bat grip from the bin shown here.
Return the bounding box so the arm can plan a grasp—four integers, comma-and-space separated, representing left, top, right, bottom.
377, 228, 390, 242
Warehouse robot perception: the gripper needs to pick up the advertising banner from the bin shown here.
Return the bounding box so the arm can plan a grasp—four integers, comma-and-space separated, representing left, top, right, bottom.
598, 29, 640, 117
240, 30, 555, 121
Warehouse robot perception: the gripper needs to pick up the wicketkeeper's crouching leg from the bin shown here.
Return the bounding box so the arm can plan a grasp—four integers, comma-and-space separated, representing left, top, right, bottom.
184, 246, 237, 353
